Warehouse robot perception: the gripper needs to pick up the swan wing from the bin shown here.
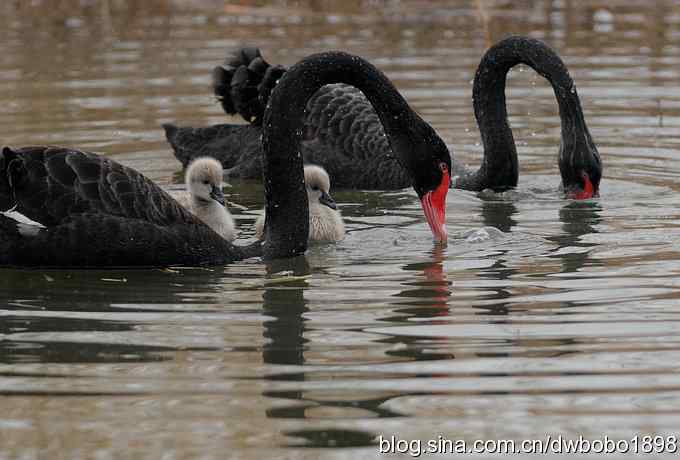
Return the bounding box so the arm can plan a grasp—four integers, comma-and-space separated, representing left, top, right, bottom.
0, 145, 197, 228
301, 83, 411, 189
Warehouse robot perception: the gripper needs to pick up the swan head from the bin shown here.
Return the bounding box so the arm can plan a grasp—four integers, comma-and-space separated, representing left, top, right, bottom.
408, 135, 451, 245
560, 143, 602, 200
186, 157, 226, 206
304, 165, 337, 210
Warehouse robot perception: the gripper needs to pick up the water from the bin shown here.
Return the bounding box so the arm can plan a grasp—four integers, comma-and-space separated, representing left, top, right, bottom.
2, 0, 680, 458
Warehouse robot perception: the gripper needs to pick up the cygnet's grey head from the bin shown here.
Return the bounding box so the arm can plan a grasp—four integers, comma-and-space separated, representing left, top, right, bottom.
304, 165, 336, 210
186, 157, 225, 205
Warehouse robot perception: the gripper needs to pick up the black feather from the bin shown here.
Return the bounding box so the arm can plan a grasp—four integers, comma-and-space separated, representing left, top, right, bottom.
0, 146, 262, 267
167, 80, 411, 189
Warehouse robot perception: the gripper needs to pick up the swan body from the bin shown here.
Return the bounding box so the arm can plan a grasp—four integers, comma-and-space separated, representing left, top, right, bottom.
0, 146, 259, 267
255, 165, 345, 243
165, 36, 600, 198
164, 48, 410, 190
172, 157, 236, 241
164, 83, 410, 189
0, 50, 450, 267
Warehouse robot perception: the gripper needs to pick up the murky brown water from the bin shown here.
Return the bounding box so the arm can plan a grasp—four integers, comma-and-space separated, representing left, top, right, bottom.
3, 0, 680, 458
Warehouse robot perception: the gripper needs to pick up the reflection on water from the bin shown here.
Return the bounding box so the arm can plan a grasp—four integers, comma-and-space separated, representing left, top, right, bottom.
262, 257, 309, 369
551, 201, 602, 273
480, 198, 518, 233
3, 0, 680, 458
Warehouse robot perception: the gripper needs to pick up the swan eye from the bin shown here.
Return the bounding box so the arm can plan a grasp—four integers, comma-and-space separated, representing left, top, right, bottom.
439, 162, 448, 173
311, 185, 319, 191
203, 180, 210, 185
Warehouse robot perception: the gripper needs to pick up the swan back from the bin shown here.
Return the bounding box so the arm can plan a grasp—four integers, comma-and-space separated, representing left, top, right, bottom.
0, 146, 259, 267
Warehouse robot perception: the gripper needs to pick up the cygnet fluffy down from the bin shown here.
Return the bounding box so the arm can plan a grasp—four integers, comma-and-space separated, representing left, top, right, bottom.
255, 165, 345, 243
175, 157, 236, 241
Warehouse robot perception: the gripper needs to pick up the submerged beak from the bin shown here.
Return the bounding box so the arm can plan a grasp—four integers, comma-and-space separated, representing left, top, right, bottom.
319, 191, 337, 210
565, 173, 597, 200
420, 167, 449, 244
210, 185, 225, 206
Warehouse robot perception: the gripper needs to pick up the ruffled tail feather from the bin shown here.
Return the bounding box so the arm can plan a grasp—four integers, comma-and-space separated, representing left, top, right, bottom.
212, 47, 286, 126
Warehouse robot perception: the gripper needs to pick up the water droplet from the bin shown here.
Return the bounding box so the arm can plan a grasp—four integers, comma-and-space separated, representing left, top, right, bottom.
593, 8, 613, 23
65, 17, 83, 28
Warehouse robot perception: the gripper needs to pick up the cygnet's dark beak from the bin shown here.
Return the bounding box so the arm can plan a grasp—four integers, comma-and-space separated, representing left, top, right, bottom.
319, 191, 337, 210
210, 185, 225, 206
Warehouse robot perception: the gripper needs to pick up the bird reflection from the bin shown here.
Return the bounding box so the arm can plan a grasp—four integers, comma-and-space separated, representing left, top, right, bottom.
480, 197, 518, 232
261, 256, 310, 373
550, 200, 603, 273
0, 267, 232, 365
376, 247, 457, 364
472, 198, 520, 316
396, 246, 451, 314
260, 256, 399, 446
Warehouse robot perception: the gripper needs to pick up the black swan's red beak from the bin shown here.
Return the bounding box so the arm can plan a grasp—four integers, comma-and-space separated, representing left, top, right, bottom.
420, 163, 449, 244
566, 171, 597, 200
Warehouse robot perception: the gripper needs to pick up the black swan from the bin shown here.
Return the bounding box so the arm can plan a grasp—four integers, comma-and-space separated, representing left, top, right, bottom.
0, 51, 450, 267
164, 36, 601, 198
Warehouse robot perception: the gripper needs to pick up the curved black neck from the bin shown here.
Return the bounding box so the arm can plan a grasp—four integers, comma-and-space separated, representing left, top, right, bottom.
471, 36, 597, 191
262, 51, 445, 260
